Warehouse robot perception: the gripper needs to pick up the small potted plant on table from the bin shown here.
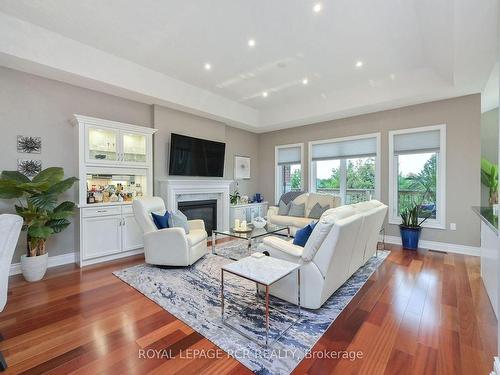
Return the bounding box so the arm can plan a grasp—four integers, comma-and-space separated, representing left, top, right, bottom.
399, 205, 430, 250
0, 167, 77, 281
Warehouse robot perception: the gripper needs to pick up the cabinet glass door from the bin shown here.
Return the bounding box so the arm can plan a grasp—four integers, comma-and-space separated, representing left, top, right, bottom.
87, 127, 118, 162
122, 132, 147, 163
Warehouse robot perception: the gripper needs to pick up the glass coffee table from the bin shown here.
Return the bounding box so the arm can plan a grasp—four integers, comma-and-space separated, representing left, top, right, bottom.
211, 224, 289, 260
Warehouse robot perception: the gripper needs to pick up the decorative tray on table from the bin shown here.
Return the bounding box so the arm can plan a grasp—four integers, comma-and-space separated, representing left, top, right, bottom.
232, 225, 253, 233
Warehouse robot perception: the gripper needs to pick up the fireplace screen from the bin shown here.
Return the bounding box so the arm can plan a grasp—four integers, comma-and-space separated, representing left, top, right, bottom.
178, 200, 217, 235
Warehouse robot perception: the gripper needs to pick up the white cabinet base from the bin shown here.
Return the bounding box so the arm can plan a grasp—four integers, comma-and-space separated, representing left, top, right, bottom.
78, 204, 144, 267
80, 248, 144, 267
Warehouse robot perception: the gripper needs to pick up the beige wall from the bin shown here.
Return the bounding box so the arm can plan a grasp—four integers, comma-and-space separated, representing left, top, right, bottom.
258, 94, 481, 247
153, 105, 260, 197
0, 65, 482, 263
0, 67, 153, 263
481, 108, 499, 206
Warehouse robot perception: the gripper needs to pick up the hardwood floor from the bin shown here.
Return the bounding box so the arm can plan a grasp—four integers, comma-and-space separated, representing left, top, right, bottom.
0, 243, 496, 374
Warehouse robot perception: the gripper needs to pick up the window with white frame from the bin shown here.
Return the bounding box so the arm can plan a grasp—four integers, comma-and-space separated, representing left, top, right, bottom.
309, 134, 380, 204
275, 144, 304, 202
388, 125, 446, 228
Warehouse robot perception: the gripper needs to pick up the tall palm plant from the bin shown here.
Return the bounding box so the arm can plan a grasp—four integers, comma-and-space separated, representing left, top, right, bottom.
0, 167, 77, 257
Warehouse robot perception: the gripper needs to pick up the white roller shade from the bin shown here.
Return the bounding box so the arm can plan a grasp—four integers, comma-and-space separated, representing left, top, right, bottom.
394, 130, 440, 154
277, 146, 301, 165
311, 137, 377, 161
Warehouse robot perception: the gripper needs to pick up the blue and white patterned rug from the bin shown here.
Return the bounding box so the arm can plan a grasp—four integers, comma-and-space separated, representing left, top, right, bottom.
114, 241, 389, 375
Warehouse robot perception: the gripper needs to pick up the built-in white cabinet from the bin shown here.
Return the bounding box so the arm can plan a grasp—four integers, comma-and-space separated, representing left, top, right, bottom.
122, 207, 144, 252
73, 115, 156, 267
229, 202, 268, 225
85, 123, 151, 167
81, 205, 143, 264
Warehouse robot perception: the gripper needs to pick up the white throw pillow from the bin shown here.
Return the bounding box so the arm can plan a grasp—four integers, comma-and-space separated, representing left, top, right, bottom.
302, 220, 333, 262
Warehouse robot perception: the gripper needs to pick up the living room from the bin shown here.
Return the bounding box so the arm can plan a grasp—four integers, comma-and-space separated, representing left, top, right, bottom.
0, 1, 499, 374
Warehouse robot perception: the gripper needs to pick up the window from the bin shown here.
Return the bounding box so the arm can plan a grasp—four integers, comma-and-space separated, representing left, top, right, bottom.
309, 134, 380, 204
275, 143, 304, 202
388, 125, 446, 228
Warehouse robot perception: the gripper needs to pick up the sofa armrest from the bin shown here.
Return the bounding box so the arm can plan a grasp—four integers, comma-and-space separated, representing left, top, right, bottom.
267, 206, 279, 218
144, 227, 187, 247
260, 236, 304, 264
188, 219, 206, 231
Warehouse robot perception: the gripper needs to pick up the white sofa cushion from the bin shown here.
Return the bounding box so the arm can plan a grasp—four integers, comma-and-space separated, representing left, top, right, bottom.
321, 205, 356, 222
270, 215, 313, 229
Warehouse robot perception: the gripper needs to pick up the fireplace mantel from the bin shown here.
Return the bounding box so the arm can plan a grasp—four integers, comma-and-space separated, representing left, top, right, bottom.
157, 179, 233, 231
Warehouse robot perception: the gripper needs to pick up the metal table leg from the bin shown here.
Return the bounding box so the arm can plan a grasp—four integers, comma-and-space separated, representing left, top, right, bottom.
221, 269, 225, 320
297, 268, 301, 318
212, 232, 216, 254
265, 285, 270, 347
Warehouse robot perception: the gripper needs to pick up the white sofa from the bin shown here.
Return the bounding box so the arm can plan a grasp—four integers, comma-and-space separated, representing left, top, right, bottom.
259, 200, 387, 309
267, 193, 342, 235
133, 197, 208, 266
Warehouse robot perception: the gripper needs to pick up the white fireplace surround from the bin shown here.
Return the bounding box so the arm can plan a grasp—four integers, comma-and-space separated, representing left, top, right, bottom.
157, 179, 233, 231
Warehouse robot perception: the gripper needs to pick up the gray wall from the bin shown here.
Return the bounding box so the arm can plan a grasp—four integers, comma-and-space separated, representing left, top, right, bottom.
0, 67, 153, 263
481, 108, 499, 206
258, 94, 481, 247
153, 105, 260, 197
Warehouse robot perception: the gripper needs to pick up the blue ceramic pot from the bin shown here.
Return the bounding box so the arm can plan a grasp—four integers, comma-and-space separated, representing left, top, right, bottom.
399, 226, 421, 250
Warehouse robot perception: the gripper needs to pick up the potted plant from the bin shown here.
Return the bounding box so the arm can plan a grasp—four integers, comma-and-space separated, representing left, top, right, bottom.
481, 158, 498, 206
0, 167, 77, 281
399, 205, 430, 250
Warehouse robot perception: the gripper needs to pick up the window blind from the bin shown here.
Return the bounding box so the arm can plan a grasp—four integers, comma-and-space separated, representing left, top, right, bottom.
394, 130, 440, 154
311, 137, 377, 161
277, 146, 301, 165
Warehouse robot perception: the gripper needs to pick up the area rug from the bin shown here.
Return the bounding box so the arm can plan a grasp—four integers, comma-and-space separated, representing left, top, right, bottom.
114, 241, 389, 375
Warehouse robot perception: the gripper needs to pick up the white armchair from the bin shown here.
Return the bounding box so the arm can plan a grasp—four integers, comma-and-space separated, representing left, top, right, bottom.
133, 197, 208, 266
0, 214, 23, 371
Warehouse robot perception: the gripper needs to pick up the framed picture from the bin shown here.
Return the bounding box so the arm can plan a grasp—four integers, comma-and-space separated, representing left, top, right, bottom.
17, 135, 42, 154
234, 156, 251, 179
17, 159, 42, 177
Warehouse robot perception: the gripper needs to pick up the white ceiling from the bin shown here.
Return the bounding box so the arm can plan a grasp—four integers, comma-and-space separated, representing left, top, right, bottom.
0, 0, 497, 131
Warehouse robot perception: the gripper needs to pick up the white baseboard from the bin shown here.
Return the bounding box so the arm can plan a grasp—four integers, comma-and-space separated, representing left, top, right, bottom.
379, 234, 480, 256
9, 252, 76, 276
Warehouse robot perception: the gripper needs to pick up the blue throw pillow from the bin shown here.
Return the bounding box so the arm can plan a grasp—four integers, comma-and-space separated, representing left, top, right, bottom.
293, 222, 317, 247
151, 211, 170, 229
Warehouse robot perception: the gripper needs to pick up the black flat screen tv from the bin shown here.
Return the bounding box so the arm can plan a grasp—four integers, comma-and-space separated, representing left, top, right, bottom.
169, 133, 226, 177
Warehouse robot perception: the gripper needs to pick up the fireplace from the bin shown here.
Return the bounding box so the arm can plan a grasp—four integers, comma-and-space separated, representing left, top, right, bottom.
178, 199, 217, 235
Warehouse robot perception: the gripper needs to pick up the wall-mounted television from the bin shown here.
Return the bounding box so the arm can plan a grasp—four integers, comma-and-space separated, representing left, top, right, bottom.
168, 133, 226, 177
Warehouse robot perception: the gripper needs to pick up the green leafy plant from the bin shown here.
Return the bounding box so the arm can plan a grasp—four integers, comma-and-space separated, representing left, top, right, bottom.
230, 190, 240, 205
400, 204, 430, 228
0, 167, 78, 257
481, 158, 498, 205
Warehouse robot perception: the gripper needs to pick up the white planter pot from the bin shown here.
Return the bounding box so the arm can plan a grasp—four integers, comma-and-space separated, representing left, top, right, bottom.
21, 253, 48, 282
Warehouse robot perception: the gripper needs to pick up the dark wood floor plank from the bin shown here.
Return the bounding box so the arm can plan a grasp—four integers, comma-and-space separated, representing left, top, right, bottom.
0, 244, 495, 375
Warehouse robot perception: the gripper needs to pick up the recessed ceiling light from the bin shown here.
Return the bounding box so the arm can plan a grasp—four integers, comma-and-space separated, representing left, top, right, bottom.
313, 3, 322, 13
204, 63, 212, 71
262, 91, 268, 98
248, 39, 256, 47
355, 61, 364, 68
302, 78, 309, 85
389, 73, 396, 80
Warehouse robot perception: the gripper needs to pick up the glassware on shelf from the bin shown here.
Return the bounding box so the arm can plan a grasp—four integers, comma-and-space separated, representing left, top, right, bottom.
85, 173, 147, 204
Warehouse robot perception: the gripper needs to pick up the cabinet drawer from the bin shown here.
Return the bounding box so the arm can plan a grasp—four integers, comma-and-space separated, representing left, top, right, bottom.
82, 206, 122, 218
121, 205, 134, 215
